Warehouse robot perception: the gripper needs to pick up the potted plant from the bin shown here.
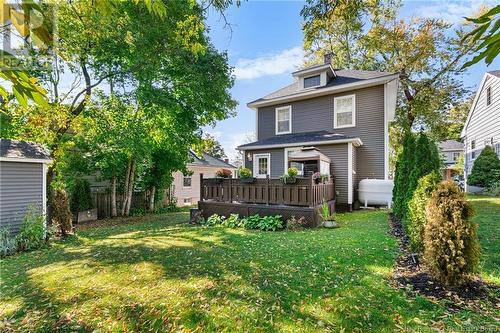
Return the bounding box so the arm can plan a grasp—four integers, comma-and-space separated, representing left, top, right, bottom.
312, 172, 321, 184
215, 168, 232, 183
280, 167, 299, 184
238, 167, 256, 183
319, 200, 337, 228
320, 174, 329, 184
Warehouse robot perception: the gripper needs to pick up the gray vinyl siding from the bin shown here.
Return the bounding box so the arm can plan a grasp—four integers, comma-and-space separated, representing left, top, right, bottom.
0, 162, 44, 233
463, 75, 500, 177
244, 149, 284, 178
257, 85, 385, 180
245, 144, 351, 204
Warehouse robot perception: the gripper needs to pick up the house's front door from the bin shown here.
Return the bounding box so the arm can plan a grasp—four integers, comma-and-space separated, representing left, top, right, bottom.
253, 153, 270, 178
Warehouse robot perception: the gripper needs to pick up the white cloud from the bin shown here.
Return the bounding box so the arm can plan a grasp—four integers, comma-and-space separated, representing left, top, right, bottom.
220, 131, 255, 162
416, 1, 493, 24
234, 46, 304, 80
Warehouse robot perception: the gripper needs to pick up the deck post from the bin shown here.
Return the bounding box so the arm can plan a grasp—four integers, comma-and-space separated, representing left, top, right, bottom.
266, 175, 270, 205
199, 173, 204, 202
309, 174, 315, 207
228, 175, 233, 203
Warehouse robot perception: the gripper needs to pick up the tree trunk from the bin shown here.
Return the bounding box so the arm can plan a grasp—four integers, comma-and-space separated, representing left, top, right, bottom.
121, 158, 132, 216
124, 160, 135, 216
149, 186, 156, 212
111, 176, 117, 217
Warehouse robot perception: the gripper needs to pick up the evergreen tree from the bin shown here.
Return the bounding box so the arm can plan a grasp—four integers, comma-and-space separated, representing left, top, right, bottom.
468, 145, 500, 188
403, 133, 442, 222
392, 132, 416, 220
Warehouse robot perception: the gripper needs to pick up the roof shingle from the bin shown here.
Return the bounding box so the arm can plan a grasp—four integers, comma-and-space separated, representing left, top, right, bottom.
1, 139, 51, 160
238, 130, 356, 149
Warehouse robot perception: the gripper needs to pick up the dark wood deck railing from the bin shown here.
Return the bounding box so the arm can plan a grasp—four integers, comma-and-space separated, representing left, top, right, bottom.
200, 174, 334, 207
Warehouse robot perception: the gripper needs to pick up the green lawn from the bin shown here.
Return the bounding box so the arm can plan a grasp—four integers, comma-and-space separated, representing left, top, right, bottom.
0, 199, 498, 332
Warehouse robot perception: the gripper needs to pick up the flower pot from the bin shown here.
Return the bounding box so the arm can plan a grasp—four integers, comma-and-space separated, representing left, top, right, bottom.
240, 177, 256, 184
283, 177, 297, 184
323, 220, 338, 228
314, 178, 321, 184
214, 178, 224, 184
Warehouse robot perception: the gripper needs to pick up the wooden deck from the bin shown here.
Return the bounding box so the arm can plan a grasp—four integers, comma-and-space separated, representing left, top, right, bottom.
198, 174, 335, 227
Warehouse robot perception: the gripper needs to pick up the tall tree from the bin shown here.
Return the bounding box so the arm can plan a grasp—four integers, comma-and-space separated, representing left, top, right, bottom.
301, 0, 483, 132
193, 133, 227, 159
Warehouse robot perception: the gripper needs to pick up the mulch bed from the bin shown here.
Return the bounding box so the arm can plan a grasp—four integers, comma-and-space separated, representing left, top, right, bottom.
388, 214, 500, 314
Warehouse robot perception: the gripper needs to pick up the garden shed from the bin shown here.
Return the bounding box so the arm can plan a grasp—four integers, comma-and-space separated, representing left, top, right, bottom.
0, 139, 52, 234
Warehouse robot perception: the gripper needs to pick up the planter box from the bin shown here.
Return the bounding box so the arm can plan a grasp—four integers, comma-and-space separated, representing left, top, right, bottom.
77, 208, 98, 223
240, 177, 256, 184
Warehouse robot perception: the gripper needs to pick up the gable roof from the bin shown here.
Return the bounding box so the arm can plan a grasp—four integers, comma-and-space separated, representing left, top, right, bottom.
248, 69, 398, 108
188, 150, 236, 169
438, 140, 464, 151
0, 139, 52, 163
237, 130, 362, 150
461, 71, 500, 137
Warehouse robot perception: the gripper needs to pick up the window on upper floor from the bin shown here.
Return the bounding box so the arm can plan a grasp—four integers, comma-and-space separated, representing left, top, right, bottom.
471, 140, 476, 159
275, 106, 292, 134
334, 94, 356, 129
304, 75, 321, 88
486, 86, 492, 106
452, 152, 460, 161
183, 174, 192, 188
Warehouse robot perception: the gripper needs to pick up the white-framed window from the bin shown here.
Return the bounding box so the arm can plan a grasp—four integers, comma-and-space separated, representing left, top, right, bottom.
304, 75, 321, 88
275, 106, 292, 135
183, 174, 192, 188
183, 197, 191, 204
253, 153, 271, 178
284, 147, 304, 176
486, 86, 492, 106
334, 94, 356, 128
452, 152, 460, 162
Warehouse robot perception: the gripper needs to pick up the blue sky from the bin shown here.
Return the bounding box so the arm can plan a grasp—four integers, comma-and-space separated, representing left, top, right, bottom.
204, 0, 500, 161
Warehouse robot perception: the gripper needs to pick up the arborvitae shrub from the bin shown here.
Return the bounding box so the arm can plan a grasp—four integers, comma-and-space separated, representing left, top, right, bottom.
408, 171, 442, 252
392, 132, 415, 220
468, 145, 500, 188
404, 133, 441, 223
70, 178, 93, 213
52, 188, 73, 236
423, 181, 481, 286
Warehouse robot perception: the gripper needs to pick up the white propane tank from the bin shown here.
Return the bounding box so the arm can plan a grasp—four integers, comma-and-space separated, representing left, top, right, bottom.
358, 179, 394, 208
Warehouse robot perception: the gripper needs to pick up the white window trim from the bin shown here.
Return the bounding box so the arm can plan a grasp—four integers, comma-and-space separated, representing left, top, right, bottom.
284, 147, 303, 175
333, 94, 356, 129
253, 153, 271, 178
275, 105, 292, 135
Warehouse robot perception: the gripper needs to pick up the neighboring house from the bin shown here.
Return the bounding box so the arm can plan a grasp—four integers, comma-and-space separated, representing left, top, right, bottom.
438, 140, 464, 180
237, 55, 399, 210
0, 139, 52, 234
461, 71, 500, 191
171, 151, 237, 206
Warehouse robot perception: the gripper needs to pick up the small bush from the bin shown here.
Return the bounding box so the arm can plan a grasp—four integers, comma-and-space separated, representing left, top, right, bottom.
51, 188, 73, 236
216, 169, 232, 178
70, 178, 93, 213
467, 145, 500, 188
0, 228, 17, 257
17, 206, 46, 252
485, 180, 500, 196
407, 171, 442, 252
286, 216, 308, 230
255, 215, 283, 231
287, 167, 299, 178
239, 167, 252, 178
204, 214, 225, 226
423, 181, 481, 286
319, 200, 335, 221
222, 214, 241, 228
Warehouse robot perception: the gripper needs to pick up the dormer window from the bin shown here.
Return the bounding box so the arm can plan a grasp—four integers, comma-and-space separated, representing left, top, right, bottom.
304, 75, 321, 88
275, 106, 292, 134
486, 86, 492, 106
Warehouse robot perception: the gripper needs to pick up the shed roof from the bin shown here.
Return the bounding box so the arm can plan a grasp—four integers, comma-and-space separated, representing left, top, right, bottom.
438, 140, 464, 151
0, 139, 52, 162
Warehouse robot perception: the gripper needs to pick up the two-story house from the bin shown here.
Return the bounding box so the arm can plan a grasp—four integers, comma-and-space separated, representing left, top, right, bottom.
438, 140, 464, 180
461, 71, 500, 191
236, 55, 399, 211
